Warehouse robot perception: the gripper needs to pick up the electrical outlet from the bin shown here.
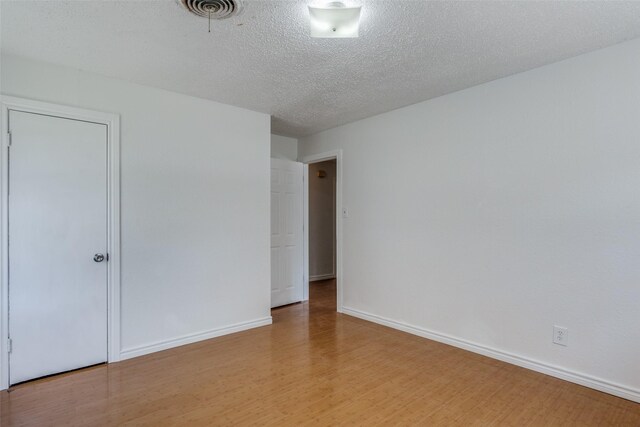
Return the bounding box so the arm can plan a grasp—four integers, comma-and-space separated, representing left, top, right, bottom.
553, 326, 568, 346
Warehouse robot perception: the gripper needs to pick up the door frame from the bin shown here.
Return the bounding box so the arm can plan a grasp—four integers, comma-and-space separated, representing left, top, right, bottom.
302, 150, 343, 312
0, 96, 121, 390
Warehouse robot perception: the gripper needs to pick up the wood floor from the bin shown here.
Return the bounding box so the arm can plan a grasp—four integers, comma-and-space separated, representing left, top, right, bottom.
1, 279, 639, 426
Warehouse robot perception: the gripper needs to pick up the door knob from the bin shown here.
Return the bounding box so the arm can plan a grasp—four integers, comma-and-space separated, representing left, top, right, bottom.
93, 253, 105, 263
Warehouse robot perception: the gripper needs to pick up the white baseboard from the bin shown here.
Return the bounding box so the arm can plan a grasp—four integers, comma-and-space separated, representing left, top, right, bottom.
310, 274, 336, 282
120, 316, 272, 361
342, 307, 640, 403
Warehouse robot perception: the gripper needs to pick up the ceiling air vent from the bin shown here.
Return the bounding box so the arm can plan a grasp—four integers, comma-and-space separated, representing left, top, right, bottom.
180, 0, 243, 20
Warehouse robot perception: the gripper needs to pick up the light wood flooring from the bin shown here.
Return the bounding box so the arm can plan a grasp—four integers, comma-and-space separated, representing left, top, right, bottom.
1, 279, 639, 426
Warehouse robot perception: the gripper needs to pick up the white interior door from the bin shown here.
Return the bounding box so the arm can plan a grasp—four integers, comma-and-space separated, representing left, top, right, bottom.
8, 110, 108, 385
271, 158, 303, 308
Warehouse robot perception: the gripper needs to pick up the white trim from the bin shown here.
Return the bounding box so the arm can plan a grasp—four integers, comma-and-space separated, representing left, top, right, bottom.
331, 175, 336, 278
309, 274, 336, 282
342, 307, 640, 403
120, 317, 273, 360
0, 95, 121, 390
302, 165, 310, 301
302, 150, 343, 312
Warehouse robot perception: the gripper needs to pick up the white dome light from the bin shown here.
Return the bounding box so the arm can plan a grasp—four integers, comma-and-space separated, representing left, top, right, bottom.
308, 1, 362, 38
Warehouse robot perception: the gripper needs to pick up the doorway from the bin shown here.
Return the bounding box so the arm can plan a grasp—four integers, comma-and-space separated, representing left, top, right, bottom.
0, 96, 121, 390
302, 149, 342, 312
307, 160, 337, 306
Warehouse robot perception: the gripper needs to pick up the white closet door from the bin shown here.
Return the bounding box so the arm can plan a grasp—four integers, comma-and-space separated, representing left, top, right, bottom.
270, 158, 303, 308
8, 110, 108, 385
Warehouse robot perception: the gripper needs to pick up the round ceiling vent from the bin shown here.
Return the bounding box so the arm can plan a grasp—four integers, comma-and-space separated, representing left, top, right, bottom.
180, 0, 243, 19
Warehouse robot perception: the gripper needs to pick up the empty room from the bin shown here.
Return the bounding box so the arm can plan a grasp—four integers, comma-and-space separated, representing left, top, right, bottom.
1, 0, 640, 425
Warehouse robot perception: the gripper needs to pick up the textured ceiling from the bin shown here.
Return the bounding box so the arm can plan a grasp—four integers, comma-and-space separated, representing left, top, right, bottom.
2, 1, 640, 137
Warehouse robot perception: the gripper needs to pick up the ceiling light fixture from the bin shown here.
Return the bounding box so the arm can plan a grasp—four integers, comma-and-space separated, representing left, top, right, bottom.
308, 1, 362, 38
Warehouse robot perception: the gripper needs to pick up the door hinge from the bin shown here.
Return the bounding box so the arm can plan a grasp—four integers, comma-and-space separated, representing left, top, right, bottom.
7, 338, 12, 354
7, 131, 11, 147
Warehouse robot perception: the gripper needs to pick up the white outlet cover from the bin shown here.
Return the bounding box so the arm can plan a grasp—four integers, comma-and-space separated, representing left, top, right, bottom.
553, 325, 568, 346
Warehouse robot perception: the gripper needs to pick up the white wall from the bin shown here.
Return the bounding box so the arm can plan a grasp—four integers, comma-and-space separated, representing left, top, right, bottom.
299, 38, 640, 401
308, 160, 336, 280
271, 134, 298, 161
1, 55, 272, 364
